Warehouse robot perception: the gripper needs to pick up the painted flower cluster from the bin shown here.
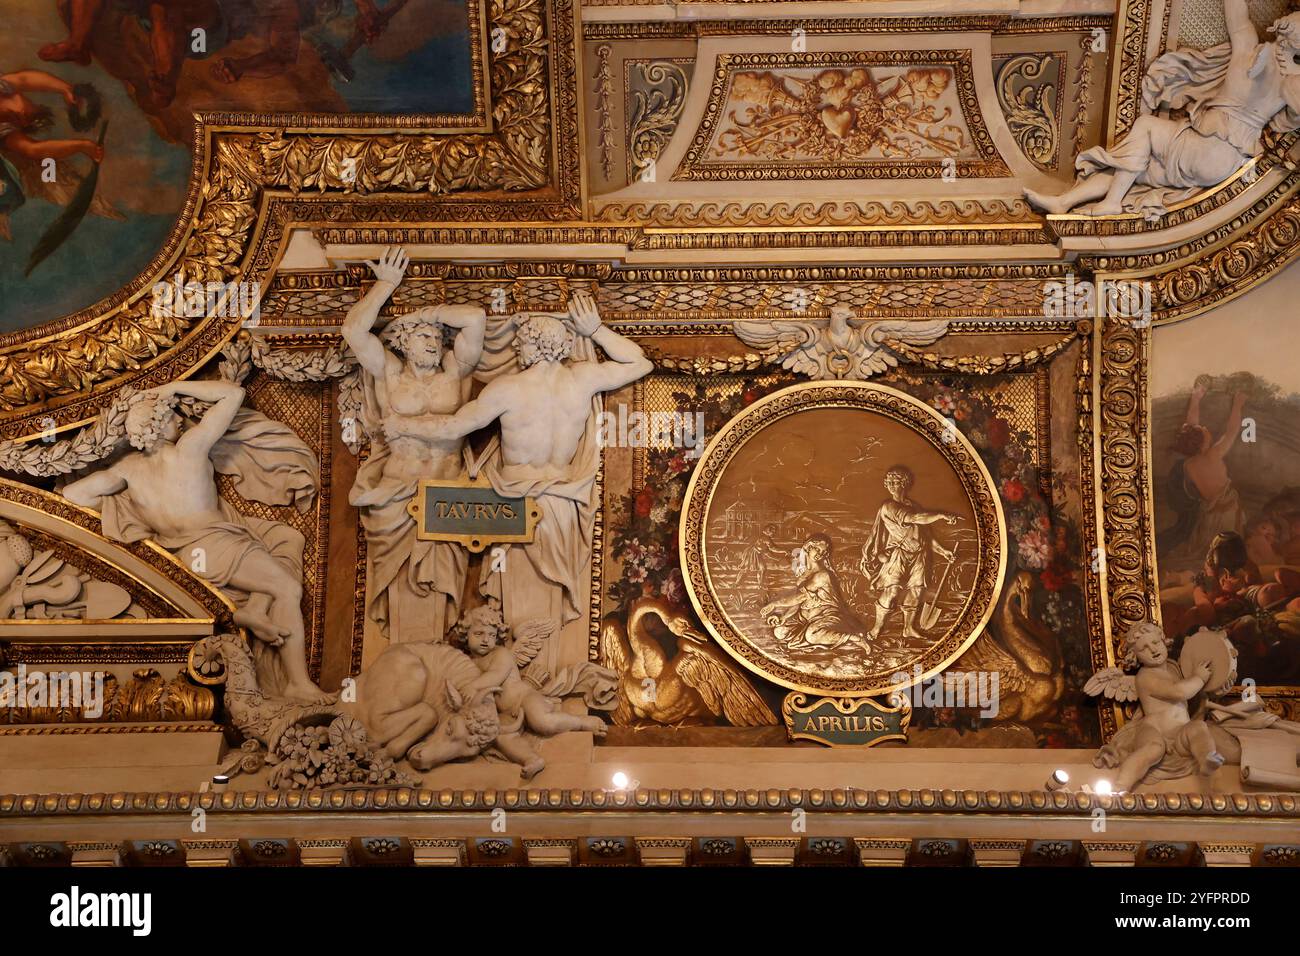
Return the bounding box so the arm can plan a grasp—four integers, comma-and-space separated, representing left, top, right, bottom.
607, 379, 781, 617
902, 373, 1098, 746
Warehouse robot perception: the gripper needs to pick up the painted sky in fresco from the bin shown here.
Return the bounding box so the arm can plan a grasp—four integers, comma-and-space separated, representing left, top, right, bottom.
0, 0, 473, 333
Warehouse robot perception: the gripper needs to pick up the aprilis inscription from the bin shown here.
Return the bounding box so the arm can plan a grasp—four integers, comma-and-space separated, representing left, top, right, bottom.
782, 693, 910, 747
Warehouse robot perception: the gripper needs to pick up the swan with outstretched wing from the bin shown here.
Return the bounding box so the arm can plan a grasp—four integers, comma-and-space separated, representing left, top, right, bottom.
599, 597, 775, 726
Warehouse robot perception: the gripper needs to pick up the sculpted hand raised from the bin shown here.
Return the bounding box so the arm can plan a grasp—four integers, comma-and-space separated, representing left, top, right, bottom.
364, 246, 409, 287
568, 291, 602, 338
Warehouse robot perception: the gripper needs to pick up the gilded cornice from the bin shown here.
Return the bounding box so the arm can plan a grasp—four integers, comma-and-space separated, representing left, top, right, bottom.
581, 15, 1112, 39
1106, 0, 1155, 145
0, 787, 1295, 818
0, 0, 579, 433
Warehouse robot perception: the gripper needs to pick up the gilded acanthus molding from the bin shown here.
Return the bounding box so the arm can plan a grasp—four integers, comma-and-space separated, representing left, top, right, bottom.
1095, 316, 1158, 650
1107, 0, 1156, 144
0, 668, 216, 725
0, 0, 578, 429
626, 60, 690, 182
1091, 182, 1300, 323
995, 53, 1062, 171
593, 198, 1037, 227
1072, 33, 1097, 159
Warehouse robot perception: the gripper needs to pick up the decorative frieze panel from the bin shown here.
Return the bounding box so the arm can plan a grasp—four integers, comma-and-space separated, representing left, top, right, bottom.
676, 50, 1009, 181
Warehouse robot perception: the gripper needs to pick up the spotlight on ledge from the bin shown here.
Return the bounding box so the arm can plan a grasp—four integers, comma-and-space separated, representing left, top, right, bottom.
211, 774, 230, 792
1094, 779, 1113, 796
611, 771, 631, 791
1045, 769, 1070, 792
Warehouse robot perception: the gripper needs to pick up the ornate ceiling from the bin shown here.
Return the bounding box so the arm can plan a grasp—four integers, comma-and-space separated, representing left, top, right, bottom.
1, 0, 1298, 438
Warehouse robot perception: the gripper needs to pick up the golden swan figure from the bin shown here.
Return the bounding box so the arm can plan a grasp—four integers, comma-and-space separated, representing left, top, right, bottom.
946, 570, 1064, 723
599, 597, 776, 726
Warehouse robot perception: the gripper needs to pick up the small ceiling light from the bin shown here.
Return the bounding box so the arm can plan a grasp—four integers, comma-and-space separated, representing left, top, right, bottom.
611, 771, 630, 790
1046, 769, 1070, 792
1094, 779, 1113, 796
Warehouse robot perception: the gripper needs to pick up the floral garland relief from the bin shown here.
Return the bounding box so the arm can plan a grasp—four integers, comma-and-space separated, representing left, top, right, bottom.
604, 372, 1100, 747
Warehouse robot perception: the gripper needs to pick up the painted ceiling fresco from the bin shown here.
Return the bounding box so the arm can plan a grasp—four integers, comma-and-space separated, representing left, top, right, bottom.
0, 0, 475, 333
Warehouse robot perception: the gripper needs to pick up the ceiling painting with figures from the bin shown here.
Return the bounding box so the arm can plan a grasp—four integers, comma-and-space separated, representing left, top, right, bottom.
0, 0, 476, 332
1, 0, 1300, 887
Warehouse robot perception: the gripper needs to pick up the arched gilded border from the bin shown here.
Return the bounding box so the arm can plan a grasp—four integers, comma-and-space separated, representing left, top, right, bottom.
679, 380, 1006, 697
0, 0, 579, 432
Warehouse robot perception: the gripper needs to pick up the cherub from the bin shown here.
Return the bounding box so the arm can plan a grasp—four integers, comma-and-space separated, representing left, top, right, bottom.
454, 604, 607, 779
1085, 621, 1225, 791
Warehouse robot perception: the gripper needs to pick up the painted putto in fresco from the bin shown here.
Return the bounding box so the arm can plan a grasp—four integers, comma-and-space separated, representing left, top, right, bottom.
0, 0, 474, 330
1156, 371, 1300, 686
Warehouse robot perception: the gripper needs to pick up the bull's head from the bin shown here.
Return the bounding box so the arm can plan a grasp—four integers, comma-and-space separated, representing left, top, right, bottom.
407, 683, 501, 771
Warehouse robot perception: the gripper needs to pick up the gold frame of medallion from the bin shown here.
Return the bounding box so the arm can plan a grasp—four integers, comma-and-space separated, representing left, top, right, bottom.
407, 476, 542, 553
679, 380, 1007, 699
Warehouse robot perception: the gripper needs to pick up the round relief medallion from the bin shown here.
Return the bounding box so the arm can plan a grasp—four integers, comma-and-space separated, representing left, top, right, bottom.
680, 381, 1006, 697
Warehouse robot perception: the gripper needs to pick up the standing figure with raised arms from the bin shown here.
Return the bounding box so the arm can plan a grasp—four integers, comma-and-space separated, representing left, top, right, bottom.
342, 247, 487, 654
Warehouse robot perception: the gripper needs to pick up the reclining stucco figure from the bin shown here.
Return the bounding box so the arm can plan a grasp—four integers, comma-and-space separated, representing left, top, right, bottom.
64, 381, 323, 703
1025, 0, 1300, 216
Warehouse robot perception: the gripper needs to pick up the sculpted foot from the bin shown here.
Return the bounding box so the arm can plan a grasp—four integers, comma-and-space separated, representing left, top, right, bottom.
234, 608, 288, 647
1091, 200, 1125, 216
1023, 188, 1068, 215
581, 716, 607, 736
520, 756, 546, 779
1200, 751, 1226, 775
282, 680, 329, 705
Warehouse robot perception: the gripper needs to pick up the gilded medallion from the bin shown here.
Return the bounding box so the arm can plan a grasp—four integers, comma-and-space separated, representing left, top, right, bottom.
681, 381, 1006, 697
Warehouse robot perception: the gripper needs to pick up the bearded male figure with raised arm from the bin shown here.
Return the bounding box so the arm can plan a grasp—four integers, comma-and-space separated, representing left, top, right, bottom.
395, 292, 652, 672
342, 247, 487, 655
64, 380, 323, 703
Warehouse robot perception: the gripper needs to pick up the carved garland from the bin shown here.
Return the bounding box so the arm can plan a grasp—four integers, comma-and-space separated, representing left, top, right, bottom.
0, 337, 358, 477
647, 327, 1083, 376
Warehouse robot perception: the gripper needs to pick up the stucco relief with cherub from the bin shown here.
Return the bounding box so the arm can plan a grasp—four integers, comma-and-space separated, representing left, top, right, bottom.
181, 249, 643, 787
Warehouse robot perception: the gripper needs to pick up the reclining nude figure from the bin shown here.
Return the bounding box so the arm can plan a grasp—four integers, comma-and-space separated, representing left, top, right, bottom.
64, 380, 324, 703
1026, 0, 1300, 216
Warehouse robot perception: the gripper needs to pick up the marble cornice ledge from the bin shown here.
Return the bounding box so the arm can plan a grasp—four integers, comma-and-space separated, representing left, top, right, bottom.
0, 788, 1296, 818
